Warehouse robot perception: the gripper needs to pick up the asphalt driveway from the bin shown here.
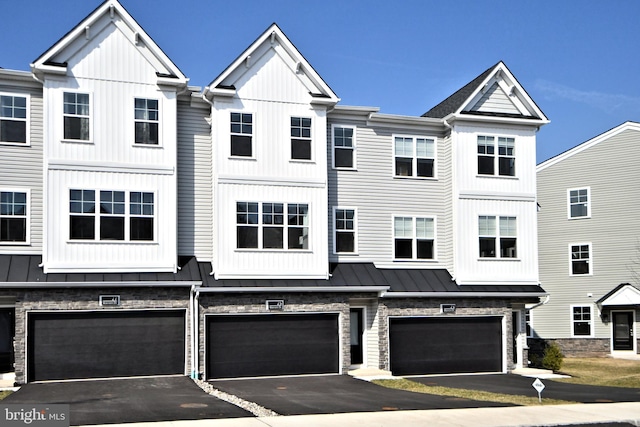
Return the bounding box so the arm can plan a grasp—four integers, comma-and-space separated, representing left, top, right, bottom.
411, 374, 640, 403
210, 374, 513, 415
2, 376, 251, 425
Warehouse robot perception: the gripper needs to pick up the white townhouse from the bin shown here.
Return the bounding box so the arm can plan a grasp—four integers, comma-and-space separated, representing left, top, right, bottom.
0, 0, 549, 384
536, 122, 640, 358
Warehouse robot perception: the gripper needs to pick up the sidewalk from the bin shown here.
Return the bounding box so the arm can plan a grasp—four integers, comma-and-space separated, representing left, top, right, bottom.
87, 402, 640, 427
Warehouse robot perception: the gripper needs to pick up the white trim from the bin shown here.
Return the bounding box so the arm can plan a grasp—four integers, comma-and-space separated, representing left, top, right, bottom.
61, 90, 93, 143
132, 96, 162, 148
0, 91, 30, 146
331, 124, 357, 170
0, 187, 31, 245
48, 159, 174, 175
392, 214, 438, 261
199, 286, 389, 293
289, 115, 313, 162
569, 242, 592, 276
392, 134, 438, 180
229, 110, 255, 159
349, 305, 367, 369
0, 281, 199, 288
382, 291, 547, 298
332, 206, 358, 255
570, 304, 595, 338
567, 187, 591, 220
218, 176, 325, 187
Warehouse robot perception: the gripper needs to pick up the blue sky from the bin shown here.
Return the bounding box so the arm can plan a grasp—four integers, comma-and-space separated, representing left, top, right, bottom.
1, 0, 639, 162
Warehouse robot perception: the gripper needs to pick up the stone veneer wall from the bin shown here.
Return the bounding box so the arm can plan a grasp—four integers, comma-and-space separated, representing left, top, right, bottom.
378, 297, 530, 372
197, 292, 379, 378
14, 287, 191, 384
528, 338, 610, 358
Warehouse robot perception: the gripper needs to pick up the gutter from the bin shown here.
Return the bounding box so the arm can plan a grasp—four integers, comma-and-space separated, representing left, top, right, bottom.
0, 281, 201, 288
197, 286, 389, 294
381, 291, 549, 298
527, 294, 550, 309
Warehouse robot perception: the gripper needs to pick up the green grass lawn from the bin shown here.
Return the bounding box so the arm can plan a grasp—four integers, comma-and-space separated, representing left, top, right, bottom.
557, 357, 640, 388
0, 390, 12, 400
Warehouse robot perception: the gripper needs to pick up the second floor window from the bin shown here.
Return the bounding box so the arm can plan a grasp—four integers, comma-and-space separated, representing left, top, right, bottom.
134, 98, 159, 145
64, 92, 90, 141
332, 126, 355, 169
0, 95, 27, 144
236, 202, 309, 250
568, 188, 590, 218
478, 136, 515, 177
0, 191, 27, 243
570, 244, 591, 275
291, 117, 312, 160
479, 215, 517, 258
334, 208, 356, 253
394, 136, 435, 178
230, 112, 253, 157
394, 216, 435, 260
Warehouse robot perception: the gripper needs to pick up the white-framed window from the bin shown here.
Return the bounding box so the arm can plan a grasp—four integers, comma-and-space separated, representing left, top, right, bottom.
394, 135, 436, 178
134, 98, 159, 145
230, 112, 253, 157
478, 135, 515, 177
393, 216, 435, 260
63, 92, 90, 141
291, 117, 312, 160
236, 201, 309, 250
570, 243, 591, 275
0, 190, 28, 243
479, 215, 517, 258
571, 305, 593, 337
334, 207, 356, 254
568, 187, 590, 219
0, 93, 28, 144
69, 189, 155, 241
525, 309, 533, 338
332, 125, 356, 169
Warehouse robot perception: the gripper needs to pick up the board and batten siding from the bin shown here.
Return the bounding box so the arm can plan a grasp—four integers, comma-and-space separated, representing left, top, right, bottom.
536, 127, 640, 339
0, 82, 43, 254
177, 98, 212, 260
327, 115, 449, 268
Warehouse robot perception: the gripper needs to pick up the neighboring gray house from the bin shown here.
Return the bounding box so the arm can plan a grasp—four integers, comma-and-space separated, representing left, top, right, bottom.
536, 121, 640, 357
0, 0, 549, 384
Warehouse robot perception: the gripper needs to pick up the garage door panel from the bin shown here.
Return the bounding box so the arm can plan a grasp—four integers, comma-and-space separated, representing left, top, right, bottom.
28, 311, 185, 382
390, 317, 502, 376
207, 314, 339, 379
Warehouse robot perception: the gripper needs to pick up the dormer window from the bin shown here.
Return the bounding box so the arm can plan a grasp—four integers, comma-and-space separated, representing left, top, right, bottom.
63, 92, 90, 141
230, 112, 253, 157
134, 98, 159, 145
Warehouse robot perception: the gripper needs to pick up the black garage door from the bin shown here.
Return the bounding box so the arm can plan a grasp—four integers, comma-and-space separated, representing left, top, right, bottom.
207, 313, 339, 379
389, 316, 502, 376
27, 310, 185, 382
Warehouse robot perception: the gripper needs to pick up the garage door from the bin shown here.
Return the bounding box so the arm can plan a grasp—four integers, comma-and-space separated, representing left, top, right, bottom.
207, 313, 339, 379
27, 310, 185, 382
389, 316, 502, 376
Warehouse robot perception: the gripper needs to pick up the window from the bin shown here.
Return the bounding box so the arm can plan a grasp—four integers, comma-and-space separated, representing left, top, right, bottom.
394, 136, 435, 178
332, 125, 355, 169
134, 98, 159, 145
394, 216, 435, 260
70, 189, 155, 241
291, 117, 312, 160
479, 215, 517, 258
0, 95, 27, 144
236, 202, 309, 250
230, 112, 253, 157
525, 309, 533, 338
570, 244, 591, 275
478, 135, 515, 176
572, 305, 592, 337
334, 208, 356, 253
0, 191, 27, 242
63, 92, 90, 141
130, 192, 154, 241
568, 188, 590, 219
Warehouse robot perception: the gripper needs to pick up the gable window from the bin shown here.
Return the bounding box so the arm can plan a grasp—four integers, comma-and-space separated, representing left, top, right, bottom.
230, 112, 253, 157
394, 216, 435, 260
571, 305, 593, 337
394, 136, 435, 178
291, 117, 312, 160
478, 136, 515, 176
332, 125, 355, 169
570, 244, 591, 275
568, 188, 590, 219
0, 95, 27, 144
479, 215, 517, 258
334, 208, 356, 253
70, 189, 155, 242
63, 92, 90, 141
236, 202, 309, 250
134, 98, 159, 145
0, 191, 27, 243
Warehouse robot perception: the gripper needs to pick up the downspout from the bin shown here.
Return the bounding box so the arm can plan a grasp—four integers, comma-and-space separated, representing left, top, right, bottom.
194, 287, 201, 379
189, 285, 196, 378
529, 294, 550, 310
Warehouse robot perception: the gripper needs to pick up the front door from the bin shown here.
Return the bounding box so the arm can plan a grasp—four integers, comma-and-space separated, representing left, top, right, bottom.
350, 308, 364, 366
613, 311, 634, 351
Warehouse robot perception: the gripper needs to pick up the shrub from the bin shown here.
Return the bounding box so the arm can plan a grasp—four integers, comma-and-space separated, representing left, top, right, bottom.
541, 342, 564, 372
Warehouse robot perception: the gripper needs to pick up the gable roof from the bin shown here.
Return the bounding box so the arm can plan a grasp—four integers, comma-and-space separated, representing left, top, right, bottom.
423, 61, 548, 125
204, 23, 338, 105
31, 0, 187, 86
537, 121, 640, 171
597, 283, 640, 307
